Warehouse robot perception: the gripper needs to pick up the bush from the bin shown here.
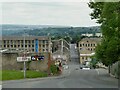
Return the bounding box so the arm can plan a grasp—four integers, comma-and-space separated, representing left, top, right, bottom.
50, 65, 59, 75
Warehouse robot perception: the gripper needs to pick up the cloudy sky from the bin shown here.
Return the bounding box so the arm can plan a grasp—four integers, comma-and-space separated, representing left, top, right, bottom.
1, 1, 99, 27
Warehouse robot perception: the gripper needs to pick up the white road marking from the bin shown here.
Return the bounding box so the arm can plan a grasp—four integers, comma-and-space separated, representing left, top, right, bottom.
0, 85, 2, 90
96, 69, 100, 75
88, 86, 93, 88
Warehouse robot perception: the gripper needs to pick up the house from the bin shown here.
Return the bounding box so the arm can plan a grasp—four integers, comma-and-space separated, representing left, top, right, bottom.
78, 38, 101, 65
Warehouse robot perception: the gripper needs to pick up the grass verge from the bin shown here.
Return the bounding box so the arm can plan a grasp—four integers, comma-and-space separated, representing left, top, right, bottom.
0, 70, 48, 81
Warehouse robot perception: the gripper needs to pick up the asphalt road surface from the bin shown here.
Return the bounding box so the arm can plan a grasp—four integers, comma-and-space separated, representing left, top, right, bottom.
2, 44, 119, 88
70, 44, 79, 64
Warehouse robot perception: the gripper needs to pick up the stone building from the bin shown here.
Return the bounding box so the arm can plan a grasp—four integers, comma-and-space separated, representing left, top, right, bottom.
78, 38, 101, 65
0, 36, 52, 71
0, 36, 52, 53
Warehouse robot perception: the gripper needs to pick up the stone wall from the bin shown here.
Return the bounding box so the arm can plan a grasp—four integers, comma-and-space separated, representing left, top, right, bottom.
1, 52, 50, 71
110, 61, 120, 79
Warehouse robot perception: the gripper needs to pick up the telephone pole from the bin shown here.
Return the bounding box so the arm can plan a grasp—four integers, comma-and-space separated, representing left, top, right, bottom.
23, 32, 26, 79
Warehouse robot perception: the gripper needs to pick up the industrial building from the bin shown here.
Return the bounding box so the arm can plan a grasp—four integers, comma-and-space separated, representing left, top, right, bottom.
0, 36, 52, 53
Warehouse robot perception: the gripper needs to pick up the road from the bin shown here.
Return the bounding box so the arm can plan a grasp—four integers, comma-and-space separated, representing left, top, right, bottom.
2, 44, 118, 88
70, 44, 79, 64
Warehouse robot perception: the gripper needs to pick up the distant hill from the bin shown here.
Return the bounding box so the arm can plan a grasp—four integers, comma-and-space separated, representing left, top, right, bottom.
1, 24, 101, 37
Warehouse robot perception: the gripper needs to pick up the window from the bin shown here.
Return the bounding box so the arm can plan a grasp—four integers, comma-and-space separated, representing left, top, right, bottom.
43, 45, 45, 47
32, 49, 34, 52
43, 49, 45, 52
25, 45, 27, 47
28, 40, 30, 43
14, 41, 16, 44
14, 45, 16, 47
22, 45, 23, 47
32, 45, 34, 47
91, 44, 92, 47
4, 45, 6, 48
80, 44, 82, 47
4, 40, 6, 44
94, 44, 96, 46
25, 40, 27, 43
11, 40, 13, 42
18, 45, 20, 47
88, 48, 90, 50
11, 45, 13, 47
88, 44, 90, 47
43, 40, 45, 43
86, 44, 87, 47
46, 41, 48, 44
46, 44, 48, 47
91, 48, 92, 51
7, 45, 9, 47
83, 44, 84, 46
29, 45, 31, 47
32, 40, 34, 43
7, 40, 9, 44
82, 57, 84, 60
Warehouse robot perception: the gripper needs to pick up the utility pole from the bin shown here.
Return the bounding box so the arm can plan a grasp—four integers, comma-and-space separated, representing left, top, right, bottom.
61, 39, 63, 56
23, 32, 26, 79
47, 33, 51, 75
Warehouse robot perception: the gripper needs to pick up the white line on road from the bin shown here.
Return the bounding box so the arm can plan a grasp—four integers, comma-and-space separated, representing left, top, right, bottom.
96, 69, 100, 75
88, 86, 94, 88
0, 85, 2, 90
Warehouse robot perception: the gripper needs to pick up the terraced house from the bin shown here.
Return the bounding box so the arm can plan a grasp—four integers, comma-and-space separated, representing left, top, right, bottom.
78, 38, 101, 65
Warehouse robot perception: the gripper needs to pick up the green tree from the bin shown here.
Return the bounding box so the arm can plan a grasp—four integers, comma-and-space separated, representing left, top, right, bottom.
88, 2, 120, 71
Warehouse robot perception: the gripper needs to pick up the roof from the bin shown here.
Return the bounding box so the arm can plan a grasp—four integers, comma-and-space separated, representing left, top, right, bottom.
79, 37, 101, 44
1, 36, 50, 40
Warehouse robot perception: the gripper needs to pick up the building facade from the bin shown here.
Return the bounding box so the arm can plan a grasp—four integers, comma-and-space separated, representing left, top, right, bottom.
0, 36, 52, 53
78, 38, 101, 65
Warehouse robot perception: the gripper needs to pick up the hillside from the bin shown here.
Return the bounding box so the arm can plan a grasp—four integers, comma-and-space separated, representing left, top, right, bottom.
1, 24, 100, 37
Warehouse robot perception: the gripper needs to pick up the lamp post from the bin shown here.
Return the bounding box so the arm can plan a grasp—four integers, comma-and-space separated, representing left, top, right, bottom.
23, 32, 26, 79
61, 39, 63, 57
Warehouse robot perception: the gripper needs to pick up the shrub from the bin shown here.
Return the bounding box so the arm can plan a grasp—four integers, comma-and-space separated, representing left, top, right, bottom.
50, 65, 59, 75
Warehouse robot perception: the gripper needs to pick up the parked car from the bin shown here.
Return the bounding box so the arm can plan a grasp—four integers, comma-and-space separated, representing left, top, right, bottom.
80, 65, 90, 70
63, 65, 69, 70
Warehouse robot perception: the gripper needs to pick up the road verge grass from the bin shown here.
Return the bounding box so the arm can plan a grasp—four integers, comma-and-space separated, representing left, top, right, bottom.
1, 70, 48, 81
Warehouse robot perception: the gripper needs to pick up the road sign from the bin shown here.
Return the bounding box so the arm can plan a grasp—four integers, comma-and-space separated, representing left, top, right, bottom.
38, 56, 44, 60
17, 57, 31, 62
31, 55, 44, 61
